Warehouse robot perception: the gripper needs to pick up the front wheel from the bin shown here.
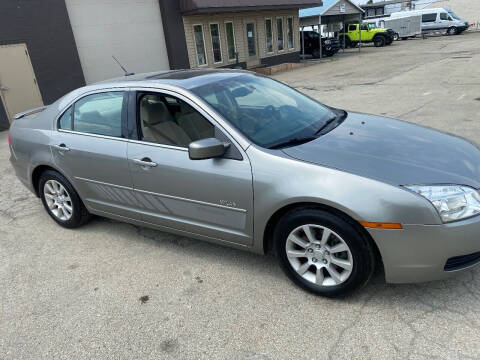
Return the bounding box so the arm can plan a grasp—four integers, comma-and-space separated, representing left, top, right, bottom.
39, 170, 91, 228
373, 36, 386, 47
274, 208, 375, 297
447, 27, 458, 36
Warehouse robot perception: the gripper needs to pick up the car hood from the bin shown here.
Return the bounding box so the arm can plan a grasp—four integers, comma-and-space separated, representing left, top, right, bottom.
282, 112, 480, 188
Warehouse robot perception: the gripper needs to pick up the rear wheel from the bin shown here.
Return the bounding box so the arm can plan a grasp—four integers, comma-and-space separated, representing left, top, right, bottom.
447, 27, 458, 35
274, 208, 375, 297
39, 170, 90, 228
373, 35, 386, 47
393, 33, 400, 41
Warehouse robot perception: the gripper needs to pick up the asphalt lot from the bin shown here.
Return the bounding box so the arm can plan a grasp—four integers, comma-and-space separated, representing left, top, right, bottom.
1, 32, 480, 360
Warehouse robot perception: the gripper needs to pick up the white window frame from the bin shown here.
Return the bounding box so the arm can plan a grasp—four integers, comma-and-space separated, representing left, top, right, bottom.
286, 16, 295, 50
276, 17, 285, 52
193, 24, 208, 67
265, 18, 274, 54
209, 22, 223, 64
224, 21, 237, 62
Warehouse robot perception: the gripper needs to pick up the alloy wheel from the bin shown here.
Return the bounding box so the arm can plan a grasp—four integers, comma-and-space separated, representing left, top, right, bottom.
285, 224, 353, 286
44, 180, 73, 221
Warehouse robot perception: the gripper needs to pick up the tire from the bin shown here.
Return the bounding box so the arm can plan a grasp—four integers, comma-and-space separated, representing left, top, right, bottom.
343, 37, 351, 48
351, 41, 358, 48
326, 51, 334, 57
447, 27, 458, 36
274, 208, 375, 298
39, 170, 91, 228
393, 33, 399, 41
373, 35, 386, 47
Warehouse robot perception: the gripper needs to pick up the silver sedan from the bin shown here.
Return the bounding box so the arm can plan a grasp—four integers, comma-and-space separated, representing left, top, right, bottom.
8, 70, 480, 297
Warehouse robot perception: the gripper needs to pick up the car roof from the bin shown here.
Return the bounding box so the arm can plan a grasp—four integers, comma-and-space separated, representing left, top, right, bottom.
92, 69, 251, 91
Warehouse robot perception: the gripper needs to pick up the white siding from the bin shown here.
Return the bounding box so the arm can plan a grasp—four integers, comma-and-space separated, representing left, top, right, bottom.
65, 0, 170, 83
183, 9, 300, 69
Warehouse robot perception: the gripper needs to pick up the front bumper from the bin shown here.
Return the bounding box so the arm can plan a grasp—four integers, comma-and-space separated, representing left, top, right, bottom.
368, 216, 480, 283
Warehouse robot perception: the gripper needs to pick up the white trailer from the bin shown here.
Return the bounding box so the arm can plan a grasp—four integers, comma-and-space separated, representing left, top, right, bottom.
364, 15, 422, 40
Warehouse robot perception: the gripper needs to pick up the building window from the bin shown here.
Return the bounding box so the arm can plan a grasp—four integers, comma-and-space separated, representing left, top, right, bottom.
265, 18, 273, 53
193, 24, 207, 66
225, 21, 236, 61
277, 18, 284, 51
246, 23, 256, 56
210, 23, 222, 64
287, 17, 294, 49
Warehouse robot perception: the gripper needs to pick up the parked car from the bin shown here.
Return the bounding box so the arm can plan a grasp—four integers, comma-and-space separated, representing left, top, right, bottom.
339, 23, 393, 48
9, 70, 480, 297
365, 14, 422, 40
300, 30, 341, 58
390, 8, 469, 35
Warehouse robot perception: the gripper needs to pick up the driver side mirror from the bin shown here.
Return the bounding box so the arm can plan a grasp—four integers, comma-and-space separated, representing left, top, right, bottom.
188, 138, 230, 160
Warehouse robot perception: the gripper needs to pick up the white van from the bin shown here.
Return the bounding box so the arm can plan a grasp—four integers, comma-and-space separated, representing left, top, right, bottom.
390, 8, 469, 35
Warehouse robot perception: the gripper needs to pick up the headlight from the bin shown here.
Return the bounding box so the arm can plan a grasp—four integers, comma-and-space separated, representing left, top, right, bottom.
405, 185, 480, 223
325, 40, 331, 45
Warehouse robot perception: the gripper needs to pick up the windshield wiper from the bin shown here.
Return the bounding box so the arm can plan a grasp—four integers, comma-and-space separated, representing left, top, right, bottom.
268, 136, 317, 150
314, 110, 347, 136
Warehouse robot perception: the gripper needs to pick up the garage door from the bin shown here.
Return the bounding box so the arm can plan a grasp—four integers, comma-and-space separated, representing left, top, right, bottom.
65, 0, 171, 83
0, 43, 44, 124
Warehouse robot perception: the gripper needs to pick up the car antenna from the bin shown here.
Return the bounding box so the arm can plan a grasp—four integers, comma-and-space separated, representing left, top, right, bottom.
112, 55, 135, 76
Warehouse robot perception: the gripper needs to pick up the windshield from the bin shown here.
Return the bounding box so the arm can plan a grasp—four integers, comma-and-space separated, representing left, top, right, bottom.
447, 9, 461, 20
190, 74, 336, 148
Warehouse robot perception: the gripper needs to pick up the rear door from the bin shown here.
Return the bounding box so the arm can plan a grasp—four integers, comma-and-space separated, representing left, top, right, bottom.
348, 24, 359, 41
52, 90, 140, 220
126, 89, 254, 246
421, 12, 438, 31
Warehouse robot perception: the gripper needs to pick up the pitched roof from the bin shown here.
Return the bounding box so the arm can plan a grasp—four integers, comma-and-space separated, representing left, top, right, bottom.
299, 0, 364, 17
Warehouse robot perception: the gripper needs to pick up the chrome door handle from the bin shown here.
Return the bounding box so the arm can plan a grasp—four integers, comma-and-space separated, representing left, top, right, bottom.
53, 144, 70, 151
133, 158, 157, 167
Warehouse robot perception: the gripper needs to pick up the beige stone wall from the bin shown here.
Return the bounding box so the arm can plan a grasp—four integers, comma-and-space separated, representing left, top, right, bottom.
183, 9, 300, 69
426, 1, 480, 24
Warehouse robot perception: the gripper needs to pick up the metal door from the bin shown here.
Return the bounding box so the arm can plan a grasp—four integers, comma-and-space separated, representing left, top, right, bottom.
0, 44, 43, 123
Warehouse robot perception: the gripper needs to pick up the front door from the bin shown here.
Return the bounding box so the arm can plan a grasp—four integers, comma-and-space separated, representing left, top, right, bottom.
245, 22, 260, 68
0, 44, 43, 123
127, 90, 254, 246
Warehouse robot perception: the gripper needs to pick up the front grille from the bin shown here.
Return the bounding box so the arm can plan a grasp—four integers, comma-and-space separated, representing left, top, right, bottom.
444, 251, 480, 271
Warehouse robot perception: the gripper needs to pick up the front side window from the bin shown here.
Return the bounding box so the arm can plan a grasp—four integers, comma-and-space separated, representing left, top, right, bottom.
62, 92, 124, 137
193, 25, 207, 66
287, 17, 294, 49
440, 13, 449, 20
191, 74, 335, 149
138, 93, 214, 147
210, 23, 222, 63
277, 18, 284, 51
225, 22, 236, 60
265, 18, 273, 53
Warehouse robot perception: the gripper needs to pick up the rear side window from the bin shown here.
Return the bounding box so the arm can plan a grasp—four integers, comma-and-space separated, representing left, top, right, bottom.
422, 13, 437, 22
58, 106, 72, 130
349, 25, 357, 31
58, 92, 125, 137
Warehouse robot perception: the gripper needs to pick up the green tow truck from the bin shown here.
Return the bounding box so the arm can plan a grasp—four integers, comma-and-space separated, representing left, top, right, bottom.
338, 23, 394, 48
